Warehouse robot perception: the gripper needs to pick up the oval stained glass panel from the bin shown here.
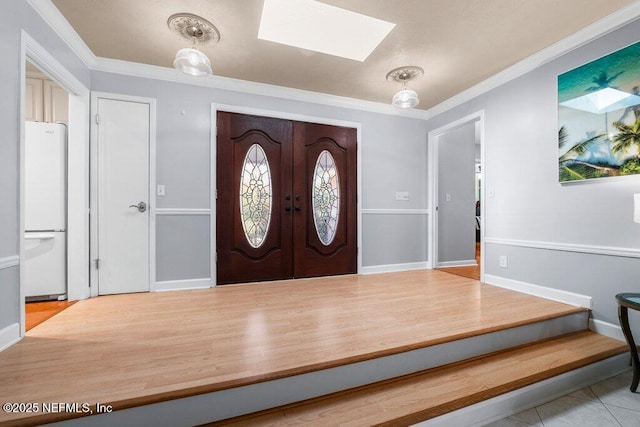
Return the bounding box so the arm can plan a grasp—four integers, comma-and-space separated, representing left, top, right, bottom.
312, 150, 340, 245
240, 144, 272, 248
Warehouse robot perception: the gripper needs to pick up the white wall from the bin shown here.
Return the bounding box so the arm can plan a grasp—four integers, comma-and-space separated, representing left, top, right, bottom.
424, 19, 640, 329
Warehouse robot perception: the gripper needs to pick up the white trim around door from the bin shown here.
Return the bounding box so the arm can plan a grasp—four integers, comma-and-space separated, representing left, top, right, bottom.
20, 30, 91, 340
428, 111, 485, 281
210, 104, 363, 286
90, 92, 156, 296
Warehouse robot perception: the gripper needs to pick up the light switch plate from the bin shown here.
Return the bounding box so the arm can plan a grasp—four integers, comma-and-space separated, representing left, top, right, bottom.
157, 185, 166, 196
395, 191, 409, 201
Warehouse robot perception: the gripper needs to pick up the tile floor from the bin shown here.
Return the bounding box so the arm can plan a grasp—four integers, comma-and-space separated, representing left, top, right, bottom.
485, 369, 639, 427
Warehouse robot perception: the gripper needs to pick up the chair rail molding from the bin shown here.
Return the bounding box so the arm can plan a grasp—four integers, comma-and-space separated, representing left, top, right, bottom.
0, 255, 19, 271
362, 209, 430, 215
155, 208, 211, 216
484, 237, 640, 259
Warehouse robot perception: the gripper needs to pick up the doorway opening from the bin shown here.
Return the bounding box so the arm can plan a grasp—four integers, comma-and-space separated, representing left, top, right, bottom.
428, 111, 484, 281
20, 31, 91, 337
22, 60, 73, 329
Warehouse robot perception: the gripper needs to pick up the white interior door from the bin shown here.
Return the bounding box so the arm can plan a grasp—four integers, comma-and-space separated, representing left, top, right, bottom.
95, 96, 153, 295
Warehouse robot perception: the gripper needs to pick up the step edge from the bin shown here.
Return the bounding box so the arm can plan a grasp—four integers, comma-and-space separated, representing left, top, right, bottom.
211, 331, 627, 426
390, 343, 628, 426
420, 352, 630, 427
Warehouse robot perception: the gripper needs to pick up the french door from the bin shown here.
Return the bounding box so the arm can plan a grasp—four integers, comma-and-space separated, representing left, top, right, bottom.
216, 112, 357, 284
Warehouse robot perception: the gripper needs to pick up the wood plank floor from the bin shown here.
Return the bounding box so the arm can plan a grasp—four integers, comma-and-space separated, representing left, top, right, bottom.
437, 242, 481, 280
25, 300, 76, 331
0, 270, 585, 425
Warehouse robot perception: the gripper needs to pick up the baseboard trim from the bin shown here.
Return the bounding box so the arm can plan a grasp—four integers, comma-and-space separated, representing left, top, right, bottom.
0, 323, 21, 353
437, 259, 477, 268
589, 318, 625, 342
484, 274, 592, 309
362, 262, 431, 275
420, 353, 629, 427
0, 255, 19, 270
154, 278, 212, 292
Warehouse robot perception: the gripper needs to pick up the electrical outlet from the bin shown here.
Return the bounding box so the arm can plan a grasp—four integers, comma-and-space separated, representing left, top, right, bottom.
499, 255, 508, 268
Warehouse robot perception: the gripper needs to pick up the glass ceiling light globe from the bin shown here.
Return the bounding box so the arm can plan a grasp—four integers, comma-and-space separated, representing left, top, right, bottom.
392, 88, 419, 109
174, 47, 212, 77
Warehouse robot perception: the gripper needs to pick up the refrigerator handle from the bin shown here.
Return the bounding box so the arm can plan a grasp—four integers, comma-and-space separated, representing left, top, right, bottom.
25, 233, 55, 240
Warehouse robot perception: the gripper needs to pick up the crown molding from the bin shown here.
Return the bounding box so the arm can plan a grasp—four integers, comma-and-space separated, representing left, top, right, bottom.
91, 56, 429, 119
422, 2, 640, 120
27, 0, 640, 121
26, 0, 97, 69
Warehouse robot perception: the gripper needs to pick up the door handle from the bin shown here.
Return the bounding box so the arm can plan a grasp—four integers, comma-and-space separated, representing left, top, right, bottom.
129, 201, 147, 213
285, 206, 292, 212
294, 206, 301, 212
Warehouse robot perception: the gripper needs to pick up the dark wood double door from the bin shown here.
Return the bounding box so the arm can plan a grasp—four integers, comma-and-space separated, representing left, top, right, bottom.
216, 112, 357, 284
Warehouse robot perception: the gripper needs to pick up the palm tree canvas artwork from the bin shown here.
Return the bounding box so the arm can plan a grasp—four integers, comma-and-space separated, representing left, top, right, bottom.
558, 40, 640, 182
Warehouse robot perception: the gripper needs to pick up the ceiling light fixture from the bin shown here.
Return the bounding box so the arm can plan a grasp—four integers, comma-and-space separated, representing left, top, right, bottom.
386, 66, 424, 109
168, 13, 220, 77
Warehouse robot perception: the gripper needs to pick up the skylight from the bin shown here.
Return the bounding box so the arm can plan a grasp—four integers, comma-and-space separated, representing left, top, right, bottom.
258, 0, 395, 62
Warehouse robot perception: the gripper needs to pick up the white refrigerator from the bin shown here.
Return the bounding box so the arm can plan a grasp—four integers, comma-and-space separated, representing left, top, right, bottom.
24, 122, 67, 299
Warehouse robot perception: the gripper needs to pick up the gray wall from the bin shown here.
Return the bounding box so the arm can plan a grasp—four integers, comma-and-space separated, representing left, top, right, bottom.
90, 71, 430, 280
0, 1, 89, 333
425, 19, 640, 328
437, 122, 476, 264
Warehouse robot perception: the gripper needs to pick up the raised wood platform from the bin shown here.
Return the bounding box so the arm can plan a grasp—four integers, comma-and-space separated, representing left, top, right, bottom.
0, 270, 627, 426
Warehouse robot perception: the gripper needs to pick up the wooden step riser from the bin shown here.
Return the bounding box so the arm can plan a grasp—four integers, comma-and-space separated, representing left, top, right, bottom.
417, 353, 629, 427
211, 332, 627, 427
49, 312, 589, 427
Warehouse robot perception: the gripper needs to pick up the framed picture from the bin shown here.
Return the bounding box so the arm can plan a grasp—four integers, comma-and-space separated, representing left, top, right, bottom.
558, 40, 640, 182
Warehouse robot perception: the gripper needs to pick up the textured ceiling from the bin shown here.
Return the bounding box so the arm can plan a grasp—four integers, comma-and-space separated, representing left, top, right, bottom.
51, 0, 635, 110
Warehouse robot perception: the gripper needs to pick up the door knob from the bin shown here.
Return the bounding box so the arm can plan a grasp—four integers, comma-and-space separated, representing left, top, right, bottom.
129, 201, 147, 213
